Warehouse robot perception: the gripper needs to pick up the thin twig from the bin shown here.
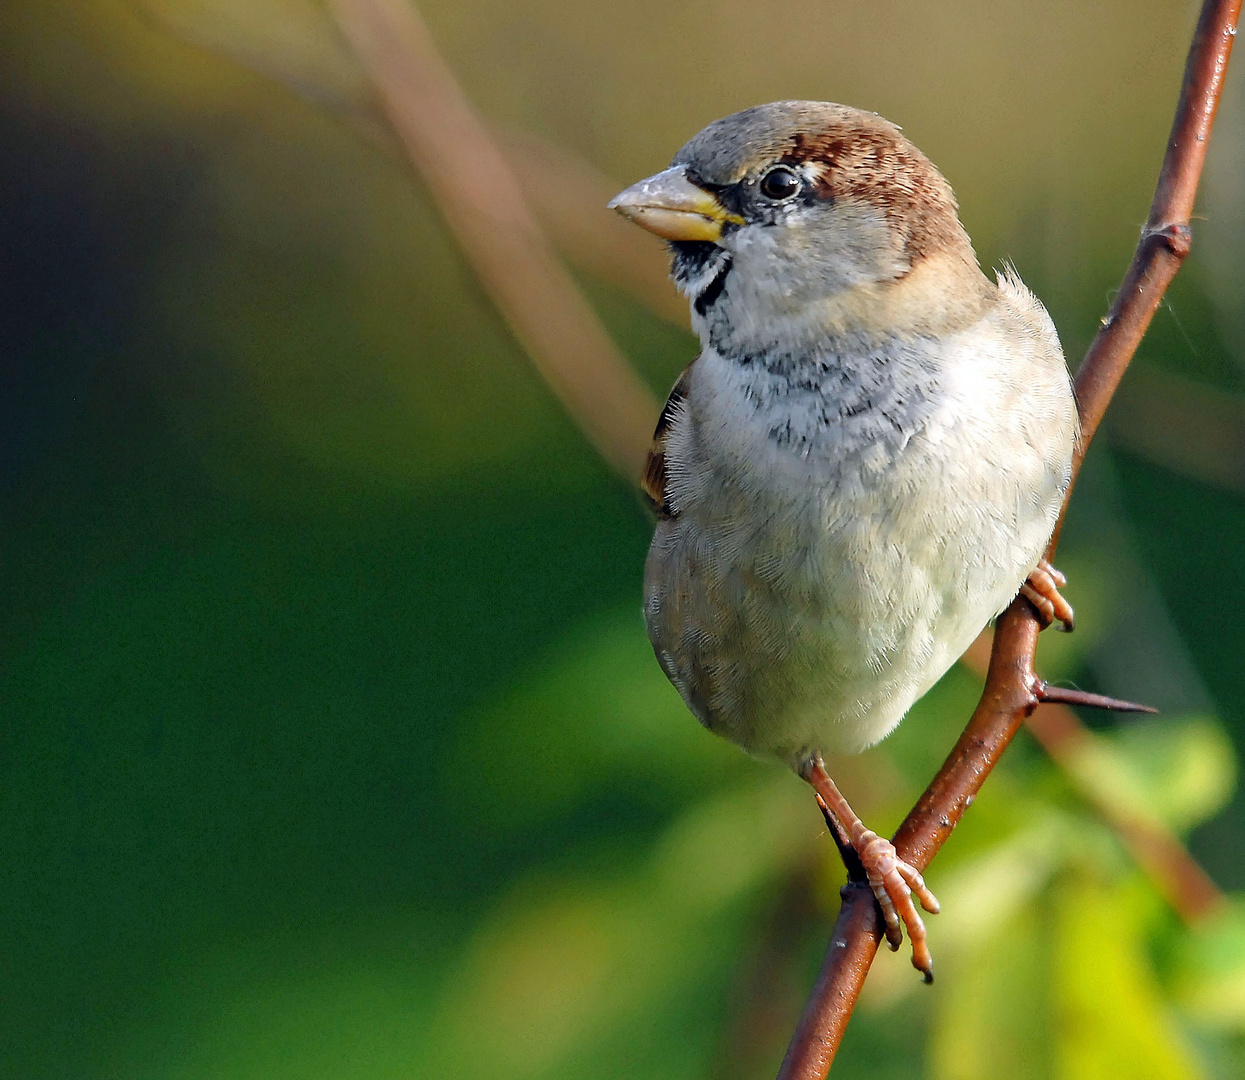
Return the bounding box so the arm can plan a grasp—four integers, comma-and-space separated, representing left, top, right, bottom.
326, 0, 660, 481
777, 3, 1242, 1076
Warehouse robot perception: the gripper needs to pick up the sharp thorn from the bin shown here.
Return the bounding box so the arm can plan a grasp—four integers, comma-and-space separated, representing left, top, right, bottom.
1035, 682, 1158, 714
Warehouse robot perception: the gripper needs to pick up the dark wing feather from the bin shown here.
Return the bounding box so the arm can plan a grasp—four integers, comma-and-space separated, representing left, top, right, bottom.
642, 363, 694, 519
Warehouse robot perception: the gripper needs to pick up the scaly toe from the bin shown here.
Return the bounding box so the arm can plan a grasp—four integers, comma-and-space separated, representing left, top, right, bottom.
895, 858, 941, 915
1022, 560, 1075, 632
1021, 582, 1056, 625
857, 830, 936, 980
802, 759, 938, 980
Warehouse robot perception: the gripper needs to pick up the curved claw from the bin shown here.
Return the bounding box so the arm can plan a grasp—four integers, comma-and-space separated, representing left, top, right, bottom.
803, 757, 939, 981
872, 881, 904, 952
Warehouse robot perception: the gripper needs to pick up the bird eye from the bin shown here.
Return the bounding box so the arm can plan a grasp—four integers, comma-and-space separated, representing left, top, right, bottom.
759, 166, 801, 201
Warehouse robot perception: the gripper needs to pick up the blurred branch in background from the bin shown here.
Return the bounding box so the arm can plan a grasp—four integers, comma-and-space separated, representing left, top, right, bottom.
325, 0, 659, 481
708, 861, 823, 1080
139, 0, 689, 328
492, 128, 690, 328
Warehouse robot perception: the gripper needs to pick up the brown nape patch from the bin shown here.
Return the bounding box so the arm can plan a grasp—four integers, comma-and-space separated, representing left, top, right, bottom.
783, 124, 970, 265
642, 363, 694, 519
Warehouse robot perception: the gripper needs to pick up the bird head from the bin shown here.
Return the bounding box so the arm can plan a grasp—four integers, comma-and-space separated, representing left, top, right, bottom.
609, 101, 987, 354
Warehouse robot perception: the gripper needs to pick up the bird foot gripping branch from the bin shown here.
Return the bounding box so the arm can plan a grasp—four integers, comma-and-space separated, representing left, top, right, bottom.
1022, 558, 1075, 631
795, 572, 1150, 985
803, 758, 941, 982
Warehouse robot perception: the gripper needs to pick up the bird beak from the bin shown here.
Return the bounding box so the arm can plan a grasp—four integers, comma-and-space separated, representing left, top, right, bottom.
608, 165, 743, 242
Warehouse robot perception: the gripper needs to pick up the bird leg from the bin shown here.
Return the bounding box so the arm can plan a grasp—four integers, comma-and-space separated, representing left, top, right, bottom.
1021, 558, 1074, 631
801, 756, 940, 982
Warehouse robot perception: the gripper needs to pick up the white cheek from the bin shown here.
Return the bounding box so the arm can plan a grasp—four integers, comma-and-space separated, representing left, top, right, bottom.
730, 229, 790, 297
717, 202, 908, 345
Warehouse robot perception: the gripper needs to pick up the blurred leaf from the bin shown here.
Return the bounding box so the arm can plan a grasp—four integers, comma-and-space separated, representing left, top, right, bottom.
865, 811, 1068, 1020
929, 894, 1052, 1080
934, 814, 1070, 951
423, 777, 813, 1080
1062, 716, 1236, 834
1053, 878, 1203, 1080
1173, 898, 1245, 1032
929, 849, 1208, 1080
1115, 716, 1237, 832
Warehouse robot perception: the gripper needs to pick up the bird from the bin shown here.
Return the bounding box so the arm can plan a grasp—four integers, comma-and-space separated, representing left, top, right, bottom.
608, 101, 1077, 980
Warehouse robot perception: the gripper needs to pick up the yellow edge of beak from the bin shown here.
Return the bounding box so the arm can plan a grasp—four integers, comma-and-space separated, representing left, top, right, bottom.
608, 166, 742, 243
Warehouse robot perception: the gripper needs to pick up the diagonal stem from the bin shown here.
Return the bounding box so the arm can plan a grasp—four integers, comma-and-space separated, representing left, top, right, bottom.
325, 0, 660, 483
776, 2, 1243, 1076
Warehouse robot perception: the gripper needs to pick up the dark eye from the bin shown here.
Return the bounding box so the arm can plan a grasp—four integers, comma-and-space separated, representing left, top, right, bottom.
759, 166, 801, 201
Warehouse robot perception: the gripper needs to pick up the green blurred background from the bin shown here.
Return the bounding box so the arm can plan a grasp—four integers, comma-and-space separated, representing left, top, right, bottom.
4, 1, 1245, 1077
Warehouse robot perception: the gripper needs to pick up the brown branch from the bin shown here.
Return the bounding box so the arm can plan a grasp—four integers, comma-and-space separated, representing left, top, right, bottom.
325, 0, 660, 482
777, 3, 1242, 1076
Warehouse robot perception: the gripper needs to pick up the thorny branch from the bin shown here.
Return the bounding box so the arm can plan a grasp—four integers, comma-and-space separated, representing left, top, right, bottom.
957, 632, 1224, 924
776, 2, 1242, 1075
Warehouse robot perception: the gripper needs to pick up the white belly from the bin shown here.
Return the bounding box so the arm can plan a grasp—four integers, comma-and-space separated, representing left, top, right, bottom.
644, 310, 1075, 765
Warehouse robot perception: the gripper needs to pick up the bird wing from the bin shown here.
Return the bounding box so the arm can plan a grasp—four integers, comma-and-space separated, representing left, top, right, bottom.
642, 361, 695, 519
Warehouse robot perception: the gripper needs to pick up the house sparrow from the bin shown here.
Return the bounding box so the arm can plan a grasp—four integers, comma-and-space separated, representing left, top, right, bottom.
609, 101, 1077, 980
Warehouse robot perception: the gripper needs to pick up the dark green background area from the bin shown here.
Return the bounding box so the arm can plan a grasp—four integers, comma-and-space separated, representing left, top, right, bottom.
0, 76, 668, 1076
3, 2, 1245, 1077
